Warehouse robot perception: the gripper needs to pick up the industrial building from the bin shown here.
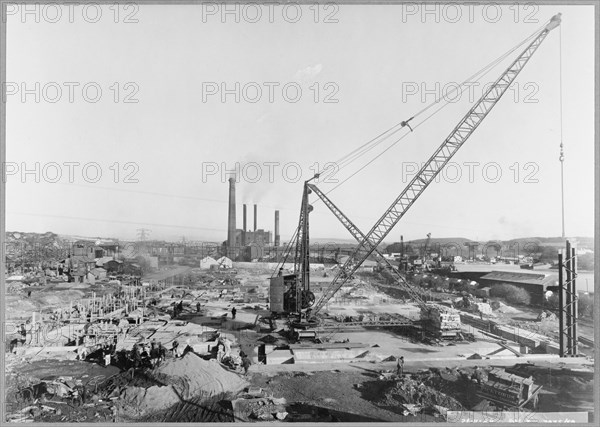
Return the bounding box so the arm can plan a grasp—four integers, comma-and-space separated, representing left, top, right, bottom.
225, 178, 280, 261
478, 271, 559, 305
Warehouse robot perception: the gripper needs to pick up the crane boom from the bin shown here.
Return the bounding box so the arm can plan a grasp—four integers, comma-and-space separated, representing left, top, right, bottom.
308, 183, 429, 307
311, 14, 561, 316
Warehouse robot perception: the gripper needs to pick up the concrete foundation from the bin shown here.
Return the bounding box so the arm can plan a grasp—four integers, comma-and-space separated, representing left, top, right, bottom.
290, 343, 370, 363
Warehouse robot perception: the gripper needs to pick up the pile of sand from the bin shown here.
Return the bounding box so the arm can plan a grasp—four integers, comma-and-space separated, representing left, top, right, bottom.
151, 353, 248, 399
494, 301, 520, 314
120, 385, 181, 416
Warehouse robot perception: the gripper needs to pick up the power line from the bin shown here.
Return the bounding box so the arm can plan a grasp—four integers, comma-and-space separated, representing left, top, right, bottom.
314, 21, 548, 184
320, 20, 550, 195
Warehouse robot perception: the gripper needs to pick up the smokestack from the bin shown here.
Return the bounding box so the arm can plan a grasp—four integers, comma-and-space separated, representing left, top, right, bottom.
274, 210, 280, 246
242, 204, 247, 246
253, 204, 257, 232
227, 178, 236, 253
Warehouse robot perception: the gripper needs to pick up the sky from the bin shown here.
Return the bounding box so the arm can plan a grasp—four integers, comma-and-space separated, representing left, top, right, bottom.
4, 3, 596, 244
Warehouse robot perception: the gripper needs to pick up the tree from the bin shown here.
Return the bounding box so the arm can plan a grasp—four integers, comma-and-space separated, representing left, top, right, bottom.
489, 283, 531, 305
577, 253, 594, 271
546, 293, 560, 310
578, 293, 594, 319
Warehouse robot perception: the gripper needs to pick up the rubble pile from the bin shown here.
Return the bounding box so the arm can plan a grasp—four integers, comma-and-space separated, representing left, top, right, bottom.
232, 394, 288, 422
246, 398, 287, 421
368, 370, 467, 416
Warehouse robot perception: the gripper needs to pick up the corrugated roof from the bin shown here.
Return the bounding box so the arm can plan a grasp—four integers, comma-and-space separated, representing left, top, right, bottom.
480, 271, 557, 286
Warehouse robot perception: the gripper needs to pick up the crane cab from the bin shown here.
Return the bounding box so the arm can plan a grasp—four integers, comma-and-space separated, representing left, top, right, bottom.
269, 273, 315, 316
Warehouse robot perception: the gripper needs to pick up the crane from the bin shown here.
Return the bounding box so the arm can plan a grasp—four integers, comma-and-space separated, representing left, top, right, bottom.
308, 183, 461, 337
269, 176, 318, 318
308, 13, 562, 318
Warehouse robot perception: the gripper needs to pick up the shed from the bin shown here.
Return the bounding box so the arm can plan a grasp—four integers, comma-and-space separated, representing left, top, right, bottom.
200, 256, 218, 269
216, 256, 233, 269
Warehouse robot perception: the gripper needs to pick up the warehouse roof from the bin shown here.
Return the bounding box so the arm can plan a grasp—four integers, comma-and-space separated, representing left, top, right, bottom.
480, 271, 557, 286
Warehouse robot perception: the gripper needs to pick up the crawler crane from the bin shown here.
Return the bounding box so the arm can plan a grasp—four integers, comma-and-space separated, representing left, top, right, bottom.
269, 14, 562, 339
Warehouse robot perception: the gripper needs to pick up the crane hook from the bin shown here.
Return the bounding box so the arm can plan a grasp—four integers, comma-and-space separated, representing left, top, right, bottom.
401, 116, 414, 132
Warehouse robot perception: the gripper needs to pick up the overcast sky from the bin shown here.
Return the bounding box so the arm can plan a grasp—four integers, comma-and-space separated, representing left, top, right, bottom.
5, 3, 595, 244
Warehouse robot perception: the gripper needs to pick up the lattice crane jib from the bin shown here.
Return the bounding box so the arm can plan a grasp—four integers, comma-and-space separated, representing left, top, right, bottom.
311, 14, 562, 317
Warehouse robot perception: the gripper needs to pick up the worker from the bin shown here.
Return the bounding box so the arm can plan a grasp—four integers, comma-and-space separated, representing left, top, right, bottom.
242, 355, 251, 375
172, 340, 179, 358
231, 307, 237, 320
150, 341, 158, 367
104, 348, 112, 367
196, 301, 201, 312
157, 343, 166, 366
396, 356, 404, 376
216, 344, 225, 362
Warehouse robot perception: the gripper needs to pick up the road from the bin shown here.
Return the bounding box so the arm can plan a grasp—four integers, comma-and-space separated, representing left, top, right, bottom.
250, 354, 593, 375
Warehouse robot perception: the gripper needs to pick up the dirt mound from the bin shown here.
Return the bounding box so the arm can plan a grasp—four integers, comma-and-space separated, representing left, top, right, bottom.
494, 301, 519, 314
141, 393, 234, 422
151, 353, 248, 399
120, 385, 181, 416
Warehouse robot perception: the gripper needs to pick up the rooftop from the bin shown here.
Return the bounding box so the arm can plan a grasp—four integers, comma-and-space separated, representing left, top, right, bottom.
480, 271, 557, 286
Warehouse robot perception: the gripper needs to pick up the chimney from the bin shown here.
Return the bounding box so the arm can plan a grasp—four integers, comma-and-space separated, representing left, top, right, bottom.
274, 210, 280, 246
253, 204, 257, 232
242, 204, 247, 246
227, 178, 236, 254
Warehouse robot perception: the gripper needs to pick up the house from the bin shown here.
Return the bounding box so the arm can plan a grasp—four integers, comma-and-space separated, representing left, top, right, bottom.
104, 259, 124, 274
91, 267, 107, 280
95, 256, 115, 268
123, 262, 142, 276
66, 255, 96, 279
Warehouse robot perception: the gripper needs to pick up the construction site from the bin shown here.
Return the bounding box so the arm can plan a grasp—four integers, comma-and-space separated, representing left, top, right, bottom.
3, 10, 596, 425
